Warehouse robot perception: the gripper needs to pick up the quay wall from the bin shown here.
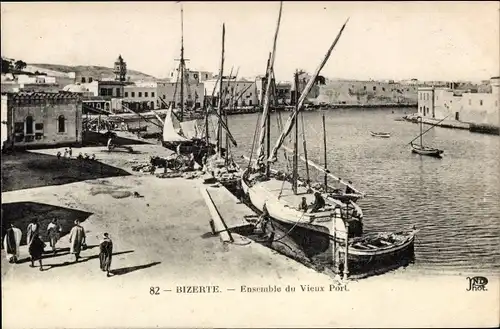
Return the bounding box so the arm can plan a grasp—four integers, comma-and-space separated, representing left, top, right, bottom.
404, 113, 500, 135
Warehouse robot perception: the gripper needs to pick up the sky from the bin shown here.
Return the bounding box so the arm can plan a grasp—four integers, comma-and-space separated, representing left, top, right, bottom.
1, 1, 499, 82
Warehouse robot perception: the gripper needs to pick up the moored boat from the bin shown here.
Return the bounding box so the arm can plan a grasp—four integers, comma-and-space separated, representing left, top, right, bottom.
410, 142, 443, 157
370, 131, 391, 138
241, 9, 363, 242
408, 116, 445, 158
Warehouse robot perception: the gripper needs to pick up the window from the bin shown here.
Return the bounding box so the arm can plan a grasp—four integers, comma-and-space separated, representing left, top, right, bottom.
14, 122, 24, 134
58, 115, 65, 133
89, 77, 93, 83
100, 88, 107, 96
116, 88, 121, 97
364, 86, 366, 90
162, 95, 166, 99
152, 92, 155, 97
205, 74, 208, 79
35, 123, 43, 130
139, 92, 142, 97
145, 92, 149, 97
382, 87, 385, 92
25, 116, 34, 134
125, 92, 129, 97
373, 86, 376, 91
81, 77, 86, 83
249, 100, 253, 106
131, 92, 135, 97
480, 100, 483, 106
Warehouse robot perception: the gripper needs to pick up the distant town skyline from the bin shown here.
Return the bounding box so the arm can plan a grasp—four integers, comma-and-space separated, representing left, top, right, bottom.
1, 1, 499, 82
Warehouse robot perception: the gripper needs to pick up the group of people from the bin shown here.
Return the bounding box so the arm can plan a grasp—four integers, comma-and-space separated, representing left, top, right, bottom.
298, 192, 326, 213
3, 219, 114, 276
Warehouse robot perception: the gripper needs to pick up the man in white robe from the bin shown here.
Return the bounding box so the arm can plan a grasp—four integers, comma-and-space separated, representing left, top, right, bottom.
68, 220, 86, 262
3, 223, 22, 263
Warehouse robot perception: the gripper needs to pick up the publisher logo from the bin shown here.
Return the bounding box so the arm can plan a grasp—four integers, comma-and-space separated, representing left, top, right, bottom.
466, 276, 488, 292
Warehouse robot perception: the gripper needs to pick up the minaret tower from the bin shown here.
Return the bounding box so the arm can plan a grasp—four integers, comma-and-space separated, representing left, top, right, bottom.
114, 55, 127, 82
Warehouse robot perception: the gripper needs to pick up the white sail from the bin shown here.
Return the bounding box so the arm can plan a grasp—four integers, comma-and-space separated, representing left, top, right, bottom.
163, 106, 189, 143
268, 18, 349, 163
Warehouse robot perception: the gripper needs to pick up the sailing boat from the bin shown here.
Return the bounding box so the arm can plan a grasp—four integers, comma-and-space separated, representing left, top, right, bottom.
241, 4, 364, 241
161, 6, 215, 158
410, 116, 444, 157
204, 24, 242, 186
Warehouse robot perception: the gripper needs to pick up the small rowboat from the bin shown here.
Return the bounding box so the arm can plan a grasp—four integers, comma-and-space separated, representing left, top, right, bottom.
338, 228, 419, 262
370, 131, 391, 138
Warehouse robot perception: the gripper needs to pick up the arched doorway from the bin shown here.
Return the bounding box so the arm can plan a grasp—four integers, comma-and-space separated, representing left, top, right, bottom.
25, 116, 34, 134
58, 115, 65, 133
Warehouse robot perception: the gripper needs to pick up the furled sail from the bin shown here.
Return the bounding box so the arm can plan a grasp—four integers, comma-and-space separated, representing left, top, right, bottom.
180, 119, 204, 140
254, 1, 283, 167
268, 18, 350, 163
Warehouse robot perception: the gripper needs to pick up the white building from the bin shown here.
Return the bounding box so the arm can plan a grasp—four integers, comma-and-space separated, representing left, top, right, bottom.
203, 77, 257, 108
417, 77, 499, 126
123, 82, 158, 112
167, 68, 214, 84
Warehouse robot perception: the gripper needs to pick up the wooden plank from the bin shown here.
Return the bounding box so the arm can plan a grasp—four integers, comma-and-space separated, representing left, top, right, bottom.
199, 187, 232, 243
205, 185, 255, 230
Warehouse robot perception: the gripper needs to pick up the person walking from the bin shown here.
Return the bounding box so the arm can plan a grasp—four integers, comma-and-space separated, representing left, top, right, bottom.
99, 233, 113, 277
26, 218, 40, 248
29, 234, 46, 271
68, 220, 86, 262
3, 223, 22, 263
47, 218, 62, 254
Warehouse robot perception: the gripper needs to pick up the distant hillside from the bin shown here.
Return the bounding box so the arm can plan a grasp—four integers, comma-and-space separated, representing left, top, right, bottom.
27, 63, 158, 81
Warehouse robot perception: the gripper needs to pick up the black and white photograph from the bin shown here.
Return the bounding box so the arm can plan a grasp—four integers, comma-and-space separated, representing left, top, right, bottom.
1, 1, 499, 328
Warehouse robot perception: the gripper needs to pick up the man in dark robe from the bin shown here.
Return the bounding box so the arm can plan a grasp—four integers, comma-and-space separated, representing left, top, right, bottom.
99, 233, 113, 277
310, 192, 326, 213
345, 181, 355, 194
298, 197, 308, 212
29, 234, 45, 271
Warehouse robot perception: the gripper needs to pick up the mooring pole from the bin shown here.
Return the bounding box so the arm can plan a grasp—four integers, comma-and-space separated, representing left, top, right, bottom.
332, 215, 337, 270
343, 204, 350, 280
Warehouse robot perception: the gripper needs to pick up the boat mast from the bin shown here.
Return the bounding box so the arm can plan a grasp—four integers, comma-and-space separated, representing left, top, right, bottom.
254, 1, 283, 169
292, 70, 299, 195
419, 116, 423, 148
301, 112, 310, 186
216, 23, 226, 157
268, 18, 350, 164
265, 53, 272, 177
204, 88, 209, 146
322, 113, 328, 191
179, 5, 185, 122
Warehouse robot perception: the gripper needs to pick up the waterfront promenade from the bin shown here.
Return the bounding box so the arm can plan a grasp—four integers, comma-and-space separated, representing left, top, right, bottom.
2, 142, 498, 328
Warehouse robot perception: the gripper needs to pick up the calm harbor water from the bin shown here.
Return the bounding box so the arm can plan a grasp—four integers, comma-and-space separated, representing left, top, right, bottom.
139, 107, 500, 275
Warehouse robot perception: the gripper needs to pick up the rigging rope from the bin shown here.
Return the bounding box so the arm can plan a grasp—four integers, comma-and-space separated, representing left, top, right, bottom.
254, 207, 308, 243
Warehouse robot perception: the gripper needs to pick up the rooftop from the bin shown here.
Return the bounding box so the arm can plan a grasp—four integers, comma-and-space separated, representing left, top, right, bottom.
2, 91, 81, 100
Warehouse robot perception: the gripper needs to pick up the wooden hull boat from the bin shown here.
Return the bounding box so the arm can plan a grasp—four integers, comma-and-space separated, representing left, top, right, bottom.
336, 229, 418, 275
411, 143, 443, 157
370, 131, 391, 138
242, 168, 364, 241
